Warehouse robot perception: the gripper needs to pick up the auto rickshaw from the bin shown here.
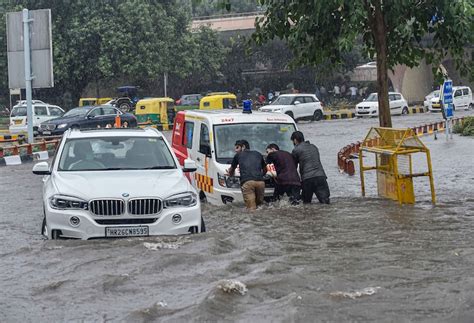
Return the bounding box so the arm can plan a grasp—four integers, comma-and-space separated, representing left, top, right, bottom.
199, 92, 238, 110
134, 97, 175, 130
78, 97, 113, 107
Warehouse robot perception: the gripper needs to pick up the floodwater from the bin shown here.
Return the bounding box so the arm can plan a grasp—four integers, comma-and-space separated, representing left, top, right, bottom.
1, 111, 474, 322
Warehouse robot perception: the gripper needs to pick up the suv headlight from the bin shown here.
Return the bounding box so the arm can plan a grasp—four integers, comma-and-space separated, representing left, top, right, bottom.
164, 192, 197, 208
50, 194, 88, 210
218, 173, 240, 188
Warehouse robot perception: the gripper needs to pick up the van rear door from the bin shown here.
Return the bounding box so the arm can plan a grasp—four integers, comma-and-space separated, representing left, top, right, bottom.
171, 111, 189, 166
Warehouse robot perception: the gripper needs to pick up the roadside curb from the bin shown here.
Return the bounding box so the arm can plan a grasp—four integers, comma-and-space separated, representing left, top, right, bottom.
337, 117, 466, 176
409, 106, 426, 114
0, 150, 54, 167
0, 134, 25, 141
324, 110, 355, 120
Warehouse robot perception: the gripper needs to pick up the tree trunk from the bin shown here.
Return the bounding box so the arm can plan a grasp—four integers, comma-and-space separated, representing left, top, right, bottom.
373, 1, 392, 128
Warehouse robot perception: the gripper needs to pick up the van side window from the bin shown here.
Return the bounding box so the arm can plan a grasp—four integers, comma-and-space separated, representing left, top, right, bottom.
454, 89, 462, 97
183, 121, 194, 149
395, 94, 402, 100
49, 107, 63, 116
203, 101, 210, 107
462, 88, 469, 95
389, 94, 396, 101
199, 123, 211, 156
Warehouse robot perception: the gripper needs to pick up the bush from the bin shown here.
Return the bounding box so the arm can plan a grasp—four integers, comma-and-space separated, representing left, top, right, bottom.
453, 116, 474, 137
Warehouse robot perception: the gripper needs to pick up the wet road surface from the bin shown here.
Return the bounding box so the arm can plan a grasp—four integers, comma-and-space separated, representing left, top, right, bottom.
1, 111, 474, 322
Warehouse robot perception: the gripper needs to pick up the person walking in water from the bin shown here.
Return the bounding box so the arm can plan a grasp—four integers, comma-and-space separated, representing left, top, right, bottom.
226, 140, 267, 210
266, 143, 301, 205
291, 131, 330, 204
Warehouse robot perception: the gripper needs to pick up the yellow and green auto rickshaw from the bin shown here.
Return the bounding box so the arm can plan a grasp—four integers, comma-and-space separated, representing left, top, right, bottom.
134, 97, 175, 130
78, 97, 113, 107
199, 92, 238, 110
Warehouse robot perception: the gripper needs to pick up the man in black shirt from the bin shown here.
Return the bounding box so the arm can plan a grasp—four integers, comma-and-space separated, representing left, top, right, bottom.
226, 140, 267, 210
291, 131, 330, 204
266, 143, 301, 204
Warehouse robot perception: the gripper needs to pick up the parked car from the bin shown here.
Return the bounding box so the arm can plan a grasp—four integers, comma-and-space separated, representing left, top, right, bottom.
32, 127, 203, 240
38, 105, 137, 136
176, 94, 202, 106
9, 100, 64, 135
429, 86, 472, 112
355, 92, 409, 117
424, 90, 440, 111
258, 94, 324, 121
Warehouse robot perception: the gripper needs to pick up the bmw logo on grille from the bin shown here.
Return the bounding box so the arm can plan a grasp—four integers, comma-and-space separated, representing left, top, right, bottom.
122, 193, 130, 197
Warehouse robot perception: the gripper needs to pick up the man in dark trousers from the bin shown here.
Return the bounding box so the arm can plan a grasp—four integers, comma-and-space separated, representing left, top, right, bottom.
291, 131, 330, 204
226, 140, 267, 210
265, 143, 301, 204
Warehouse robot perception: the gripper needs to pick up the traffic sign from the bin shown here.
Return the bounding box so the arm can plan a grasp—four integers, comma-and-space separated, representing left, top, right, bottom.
442, 79, 453, 118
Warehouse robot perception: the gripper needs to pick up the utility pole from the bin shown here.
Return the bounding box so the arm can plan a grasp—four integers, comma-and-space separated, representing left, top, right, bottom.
23, 9, 34, 144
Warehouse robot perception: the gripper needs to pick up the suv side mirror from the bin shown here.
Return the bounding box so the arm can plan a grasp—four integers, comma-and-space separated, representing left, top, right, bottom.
86, 114, 94, 119
32, 161, 51, 175
183, 159, 197, 172
293, 101, 301, 105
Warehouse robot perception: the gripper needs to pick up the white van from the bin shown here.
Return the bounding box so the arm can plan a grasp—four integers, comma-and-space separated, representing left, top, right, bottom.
9, 100, 64, 134
171, 110, 298, 205
429, 86, 473, 112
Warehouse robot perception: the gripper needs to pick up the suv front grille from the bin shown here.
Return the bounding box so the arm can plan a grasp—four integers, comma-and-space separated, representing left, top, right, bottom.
90, 199, 125, 216
128, 198, 162, 215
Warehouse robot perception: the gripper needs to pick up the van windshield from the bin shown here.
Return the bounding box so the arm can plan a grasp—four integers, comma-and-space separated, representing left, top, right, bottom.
214, 123, 297, 163
11, 106, 27, 117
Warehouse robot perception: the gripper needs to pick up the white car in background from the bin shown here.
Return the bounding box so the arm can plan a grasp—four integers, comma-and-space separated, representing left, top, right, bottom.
429, 86, 472, 112
32, 127, 203, 240
9, 100, 64, 134
258, 94, 324, 121
424, 90, 440, 111
355, 92, 409, 117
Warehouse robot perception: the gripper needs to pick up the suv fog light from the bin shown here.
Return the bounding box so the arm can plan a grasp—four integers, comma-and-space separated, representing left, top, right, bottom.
70, 216, 80, 227
171, 214, 182, 224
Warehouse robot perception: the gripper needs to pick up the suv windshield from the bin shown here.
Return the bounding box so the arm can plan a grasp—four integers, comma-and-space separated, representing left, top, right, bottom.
214, 123, 296, 163
270, 96, 293, 105
365, 93, 378, 102
64, 108, 88, 117
59, 136, 176, 171
11, 106, 27, 117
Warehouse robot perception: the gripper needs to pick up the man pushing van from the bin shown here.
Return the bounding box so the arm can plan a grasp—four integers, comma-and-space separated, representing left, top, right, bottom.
226, 140, 267, 210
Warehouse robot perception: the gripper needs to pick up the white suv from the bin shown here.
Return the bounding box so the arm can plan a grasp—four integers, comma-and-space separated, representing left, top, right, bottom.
32, 127, 203, 240
9, 100, 64, 134
258, 94, 324, 121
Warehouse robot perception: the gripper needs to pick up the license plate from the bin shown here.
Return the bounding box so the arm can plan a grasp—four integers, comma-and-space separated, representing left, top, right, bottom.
105, 226, 149, 237
14, 120, 22, 125
42, 131, 51, 135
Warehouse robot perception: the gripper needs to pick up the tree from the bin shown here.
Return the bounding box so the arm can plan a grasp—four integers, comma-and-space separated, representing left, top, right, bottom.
0, 1, 226, 108
253, 0, 473, 127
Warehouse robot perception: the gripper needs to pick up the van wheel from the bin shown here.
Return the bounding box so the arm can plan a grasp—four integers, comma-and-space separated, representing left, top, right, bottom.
402, 107, 409, 115
312, 110, 323, 121
199, 191, 207, 203
200, 217, 206, 233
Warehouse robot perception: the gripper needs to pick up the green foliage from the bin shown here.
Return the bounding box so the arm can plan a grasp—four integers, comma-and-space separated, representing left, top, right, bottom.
453, 117, 474, 136
0, 0, 226, 107
254, 0, 473, 80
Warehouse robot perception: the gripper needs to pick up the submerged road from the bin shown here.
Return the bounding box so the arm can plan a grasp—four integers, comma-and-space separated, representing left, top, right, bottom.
1, 111, 474, 321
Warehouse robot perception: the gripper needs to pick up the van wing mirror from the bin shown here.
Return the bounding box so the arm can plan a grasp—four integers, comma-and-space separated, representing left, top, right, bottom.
32, 161, 51, 175
183, 159, 197, 172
